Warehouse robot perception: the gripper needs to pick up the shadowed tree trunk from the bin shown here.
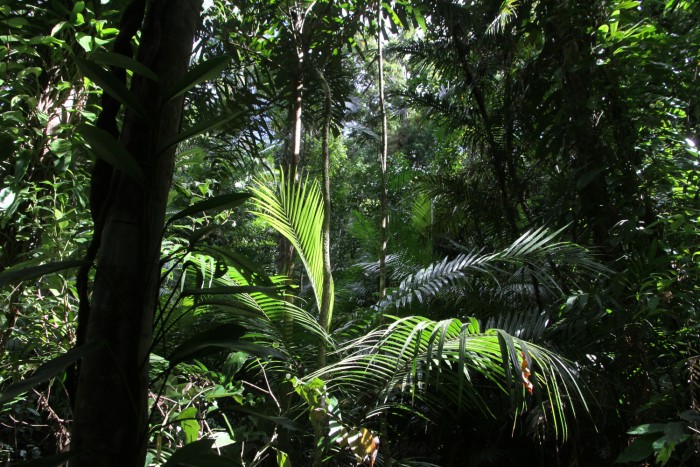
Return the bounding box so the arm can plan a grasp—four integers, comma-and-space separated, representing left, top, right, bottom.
376, 5, 393, 466
377, 1, 388, 304
70, 0, 202, 464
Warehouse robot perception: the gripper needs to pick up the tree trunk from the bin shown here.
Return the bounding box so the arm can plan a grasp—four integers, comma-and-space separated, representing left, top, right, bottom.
377, 2, 389, 304
70, 1, 202, 465
315, 67, 333, 365
377, 6, 393, 467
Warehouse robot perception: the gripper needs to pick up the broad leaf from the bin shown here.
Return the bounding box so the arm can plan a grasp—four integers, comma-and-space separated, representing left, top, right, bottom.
160, 111, 242, 153
0, 259, 86, 288
76, 57, 148, 120
10, 452, 75, 466
627, 423, 667, 435
614, 435, 655, 463
90, 51, 159, 81
167, 192, 251, 224
163, 439, 236, 466
78, 124, 145, 184
162, 55, 230, 102
168, 323, 284, 364
173, 407, 200, 445
0, 342, 101, 405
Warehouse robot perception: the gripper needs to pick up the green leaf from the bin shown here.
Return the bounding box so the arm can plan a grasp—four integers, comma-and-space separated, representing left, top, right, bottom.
160, 111, 242, 153
276, 449, 292, 467
250, 172, 332, 319
168, 192, 251, 224
173, 407, 200, 444
0, 187, 16, 211
614, 435, 655, 463
3, 17, 29, 29
627, 423, 667, 435
0, 342, 101, 405
162, 55, 230, 102
168, 323, 285, 365
617, 1, 641, 9
181, 285, 283, 298
230, 406, 302, 431
0, 259, 86, 288
76, 57, 148, 120
10, 452, 76, 466
49, 138, 71, 155
78, 124, 145, 184
198, 245, 273, 285
90, 51, 159, 82
680, 409, 700, 424
412, 6, 427, 30
162, 439, 235, 466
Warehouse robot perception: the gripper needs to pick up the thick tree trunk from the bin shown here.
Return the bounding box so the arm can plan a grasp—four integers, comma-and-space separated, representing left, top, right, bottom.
70, 1, 201, 465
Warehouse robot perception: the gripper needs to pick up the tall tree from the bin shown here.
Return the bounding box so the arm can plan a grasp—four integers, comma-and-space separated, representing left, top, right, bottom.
377, 1, 389, 303
70, 0, 202, 464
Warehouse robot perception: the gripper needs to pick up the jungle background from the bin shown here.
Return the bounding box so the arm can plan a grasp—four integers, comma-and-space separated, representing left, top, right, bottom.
0, 0, 699, 465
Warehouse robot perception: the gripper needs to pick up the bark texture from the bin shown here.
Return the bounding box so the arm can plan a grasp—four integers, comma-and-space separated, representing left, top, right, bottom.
70, 1, 202, 465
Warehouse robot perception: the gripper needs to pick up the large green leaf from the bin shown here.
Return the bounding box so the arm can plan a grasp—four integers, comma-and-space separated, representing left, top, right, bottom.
0, 259, 86, 288
172, 407, 200, 445
78, 124, 145, 184
167, 192, 251, 224
76, 57, 148, 120
168, 323, 284, 364
614, 435, 655, 463
89, 51, 159, 81
162, 55, 230, 102
10, 452, 76, 466
163, 439, 238, 466
160, 111, 243, 153
0, 343, 101, 405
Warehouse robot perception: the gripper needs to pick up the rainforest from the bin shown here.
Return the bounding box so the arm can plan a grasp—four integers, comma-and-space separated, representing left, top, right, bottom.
0, 0, 698, 465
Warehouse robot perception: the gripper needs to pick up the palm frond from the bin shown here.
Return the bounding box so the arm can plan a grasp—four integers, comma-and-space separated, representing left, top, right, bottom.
380, 227, 608, 310
309, 315, 588, 441
167, 250, 332, 374
486, 0, 519, 36
249, 170, 334, 322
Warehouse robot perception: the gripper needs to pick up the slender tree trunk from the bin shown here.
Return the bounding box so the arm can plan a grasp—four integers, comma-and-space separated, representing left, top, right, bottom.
377, 6, 393, 467
70, 1, 201, 465
277, 8, 307, 342
315, 67, 333, 366
377, 3, 389, 304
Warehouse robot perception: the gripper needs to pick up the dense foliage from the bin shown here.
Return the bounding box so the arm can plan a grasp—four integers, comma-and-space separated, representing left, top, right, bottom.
0, 0, 698, 465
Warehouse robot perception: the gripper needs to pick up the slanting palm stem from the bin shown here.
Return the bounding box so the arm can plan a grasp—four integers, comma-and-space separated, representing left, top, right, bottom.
315, 66, 333, 367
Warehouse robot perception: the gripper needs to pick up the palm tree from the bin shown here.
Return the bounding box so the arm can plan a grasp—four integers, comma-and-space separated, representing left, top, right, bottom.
249, 173, 599, 464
